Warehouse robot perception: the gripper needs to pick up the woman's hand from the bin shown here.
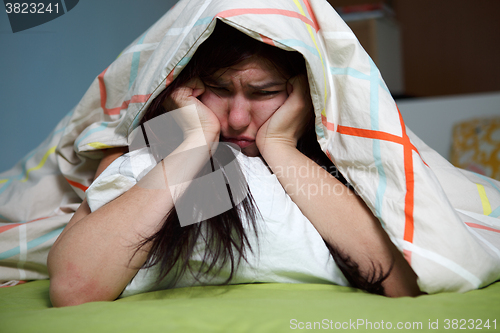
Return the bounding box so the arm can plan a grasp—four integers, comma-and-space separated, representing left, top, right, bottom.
255, 75, 420, 297
48, 79, 223, 307
162, 77, 220, 143
255, 74, 313, 155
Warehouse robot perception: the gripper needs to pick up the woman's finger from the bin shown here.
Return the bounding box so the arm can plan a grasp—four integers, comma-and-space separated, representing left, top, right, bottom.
159, 78, 220, 141
185, 77, 206, 98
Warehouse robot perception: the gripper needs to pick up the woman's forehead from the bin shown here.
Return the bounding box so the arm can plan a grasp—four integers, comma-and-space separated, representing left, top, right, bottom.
209, 56, 287, 85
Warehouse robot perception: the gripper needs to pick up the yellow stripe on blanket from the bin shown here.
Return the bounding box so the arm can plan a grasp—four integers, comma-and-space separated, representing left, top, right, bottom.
87, 142, 114, 149
292, 0, 328, 116
476, 183, 492, 216
21, 146, 57, 182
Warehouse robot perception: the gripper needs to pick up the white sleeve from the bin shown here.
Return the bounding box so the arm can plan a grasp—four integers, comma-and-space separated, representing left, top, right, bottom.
86, 147, 157, 212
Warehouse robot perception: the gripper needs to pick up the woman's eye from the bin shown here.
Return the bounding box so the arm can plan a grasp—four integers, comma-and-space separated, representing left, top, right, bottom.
256, 90, 280, 96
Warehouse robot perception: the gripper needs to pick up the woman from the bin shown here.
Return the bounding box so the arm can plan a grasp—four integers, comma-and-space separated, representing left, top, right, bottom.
47, 21, 420, 307
3, 0, 497, 305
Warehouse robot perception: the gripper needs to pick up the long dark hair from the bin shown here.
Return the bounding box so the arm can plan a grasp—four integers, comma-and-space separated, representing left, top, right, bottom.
135, 21, 390, 294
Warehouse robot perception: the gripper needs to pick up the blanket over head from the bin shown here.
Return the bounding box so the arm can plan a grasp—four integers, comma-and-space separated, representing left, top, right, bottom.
1, 0, 499, 294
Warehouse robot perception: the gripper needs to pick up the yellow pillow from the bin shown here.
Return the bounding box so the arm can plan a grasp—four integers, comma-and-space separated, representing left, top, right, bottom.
451, 117, 500, 180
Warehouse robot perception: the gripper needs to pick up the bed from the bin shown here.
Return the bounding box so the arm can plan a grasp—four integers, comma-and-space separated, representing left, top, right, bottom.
1, 280, 499, 332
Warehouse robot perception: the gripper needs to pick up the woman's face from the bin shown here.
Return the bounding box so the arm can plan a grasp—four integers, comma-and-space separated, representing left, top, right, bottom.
199, 56, 289, 157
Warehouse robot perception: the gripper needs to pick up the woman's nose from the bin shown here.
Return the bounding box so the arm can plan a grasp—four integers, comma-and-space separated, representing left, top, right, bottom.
227, 97, 251, 131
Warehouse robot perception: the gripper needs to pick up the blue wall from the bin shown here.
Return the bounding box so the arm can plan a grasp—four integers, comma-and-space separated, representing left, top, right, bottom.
0, 0, 178, 172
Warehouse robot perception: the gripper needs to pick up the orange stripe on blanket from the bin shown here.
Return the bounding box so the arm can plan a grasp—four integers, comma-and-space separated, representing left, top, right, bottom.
98, 67, 152, 115
322, 108, 424, 263
65, 178, 89, 192
398, 111, 415, 252
322, 114, 429, 167
338, 117, 417, 257
259, 33, 275, 46
403, 249, 412, 263
302, 0, 320, 32
118, 94, 151, 113
0, 217, 49, 234
97, 67, 114, 114
338, 125, 406, 145
322, 114, 405, 143
165, 69, 175, 87
465, 222, 500, 234
325, 149, 333, 162
395, 106, 428, 167
338, 124, 429, 167
0, 281, 27, 288
217, 8, 319, 31
130, 94, 150, 104
321, 114, 336, 131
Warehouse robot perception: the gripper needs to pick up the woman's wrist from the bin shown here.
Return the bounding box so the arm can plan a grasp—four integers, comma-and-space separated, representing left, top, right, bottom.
183, 130, 219, 148
257, 137, 297, 160
182, 129, 220, 161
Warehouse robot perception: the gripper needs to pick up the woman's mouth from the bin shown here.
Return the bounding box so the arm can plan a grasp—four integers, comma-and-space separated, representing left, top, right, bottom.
221, 136, 255, 149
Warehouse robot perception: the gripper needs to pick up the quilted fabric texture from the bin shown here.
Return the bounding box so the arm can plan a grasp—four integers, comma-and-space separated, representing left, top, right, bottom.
0, 0, 499, 294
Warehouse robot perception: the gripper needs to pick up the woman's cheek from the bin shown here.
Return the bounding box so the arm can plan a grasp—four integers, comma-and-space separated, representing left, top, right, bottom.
199, 92, 226, 120
252, 100, 281, 127
265, 94, 288, 118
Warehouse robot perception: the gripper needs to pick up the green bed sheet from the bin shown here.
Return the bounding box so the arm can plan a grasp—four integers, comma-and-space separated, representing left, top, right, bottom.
1, 280, 499, 332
